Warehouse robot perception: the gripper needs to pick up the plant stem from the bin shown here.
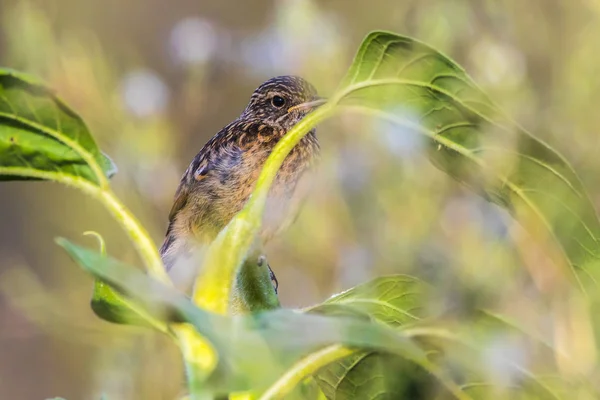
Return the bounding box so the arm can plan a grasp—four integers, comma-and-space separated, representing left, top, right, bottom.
81, 182, 217, 394
242, 103, 336, 222
96, 188, 170, 283
175, 323, 218, 395
259, 345, 355, 400
0, 168, 168, 283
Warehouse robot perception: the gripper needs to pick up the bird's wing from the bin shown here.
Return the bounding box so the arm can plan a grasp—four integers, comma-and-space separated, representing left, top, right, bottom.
160, 125, 236, 264
166, 129, 225, 224
160, 174, 191, 267
160, 137, 214, 264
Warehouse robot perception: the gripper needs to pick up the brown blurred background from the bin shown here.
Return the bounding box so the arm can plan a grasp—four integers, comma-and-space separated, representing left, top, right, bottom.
1, 0, 600, 398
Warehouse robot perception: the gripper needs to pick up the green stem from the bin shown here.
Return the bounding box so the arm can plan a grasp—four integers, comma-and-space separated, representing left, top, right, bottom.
175, 323, 218, 399
91, 187, 218, 395
242, 103, 336, 224
95, 188, 169, 283
259, 345, 355, 400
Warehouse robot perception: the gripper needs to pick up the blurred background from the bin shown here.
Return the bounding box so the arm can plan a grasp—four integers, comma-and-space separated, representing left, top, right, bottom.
1, 0, 600, 398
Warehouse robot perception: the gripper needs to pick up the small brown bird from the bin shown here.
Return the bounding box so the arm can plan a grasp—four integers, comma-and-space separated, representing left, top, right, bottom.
160, 76, 323, 292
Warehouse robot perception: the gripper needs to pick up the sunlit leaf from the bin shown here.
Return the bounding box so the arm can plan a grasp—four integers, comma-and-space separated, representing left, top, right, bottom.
0, 68, 116, 186
0, 68, 166, 281
331, 31, 600, 291
57, 239, 468, 398
90, 280, 161, 328
315, 353, 435, 400
307, 275, 429, 327
308, 275, 435, 400
81, 231, 155, 327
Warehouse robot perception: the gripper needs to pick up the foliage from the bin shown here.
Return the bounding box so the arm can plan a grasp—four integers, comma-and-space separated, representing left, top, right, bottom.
2, 30, 600, 399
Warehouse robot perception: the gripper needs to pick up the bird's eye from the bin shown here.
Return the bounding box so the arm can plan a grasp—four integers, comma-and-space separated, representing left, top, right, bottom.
271, 95, 286, 108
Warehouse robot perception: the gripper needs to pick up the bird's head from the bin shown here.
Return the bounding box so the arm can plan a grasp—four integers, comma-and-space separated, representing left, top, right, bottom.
243, 75, 325, 130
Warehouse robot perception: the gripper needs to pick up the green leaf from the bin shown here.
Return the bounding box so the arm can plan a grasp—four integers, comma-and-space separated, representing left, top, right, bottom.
57, 239, 468, 399
331, 31, 600, 292
307, 275, 429, 327
190, 29, 600, 319
89, 255, 280, 329
81, 231, 153, 327
61, 236, 170, 332
315, 352, 436, 400
307, 276, 434, 400
0, 69, 167, 281
90, 280, 162, 328
0, 68, 116, 186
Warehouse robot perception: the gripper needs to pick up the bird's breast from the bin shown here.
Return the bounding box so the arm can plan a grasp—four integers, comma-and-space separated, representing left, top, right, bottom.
189, 133, 318, 242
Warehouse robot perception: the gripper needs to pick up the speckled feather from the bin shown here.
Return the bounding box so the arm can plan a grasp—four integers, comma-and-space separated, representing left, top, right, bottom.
160, 76, 321, 272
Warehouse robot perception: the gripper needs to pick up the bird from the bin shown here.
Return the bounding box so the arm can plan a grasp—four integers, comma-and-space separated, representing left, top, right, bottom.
160, 75, 323, 293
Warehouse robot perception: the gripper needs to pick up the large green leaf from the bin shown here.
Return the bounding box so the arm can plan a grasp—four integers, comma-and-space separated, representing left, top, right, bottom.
0, 68, 116, 185
330, 31, 600, 292
57, 239, 468, 399
308, 276, 433, 399
306, 276, 572, 400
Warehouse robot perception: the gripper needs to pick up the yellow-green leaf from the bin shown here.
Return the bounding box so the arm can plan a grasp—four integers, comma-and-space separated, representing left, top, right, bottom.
331, 31, 600, 292
0, 68, 116, 186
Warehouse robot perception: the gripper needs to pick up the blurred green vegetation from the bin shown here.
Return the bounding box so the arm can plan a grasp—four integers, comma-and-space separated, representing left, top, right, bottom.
2, 0, 600, 399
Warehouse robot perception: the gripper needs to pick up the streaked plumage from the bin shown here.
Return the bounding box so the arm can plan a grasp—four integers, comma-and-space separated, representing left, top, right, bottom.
160, 76, 321, 290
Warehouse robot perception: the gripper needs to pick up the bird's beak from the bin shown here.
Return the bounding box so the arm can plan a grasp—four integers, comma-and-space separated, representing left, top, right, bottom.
287, 98, 327, 113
